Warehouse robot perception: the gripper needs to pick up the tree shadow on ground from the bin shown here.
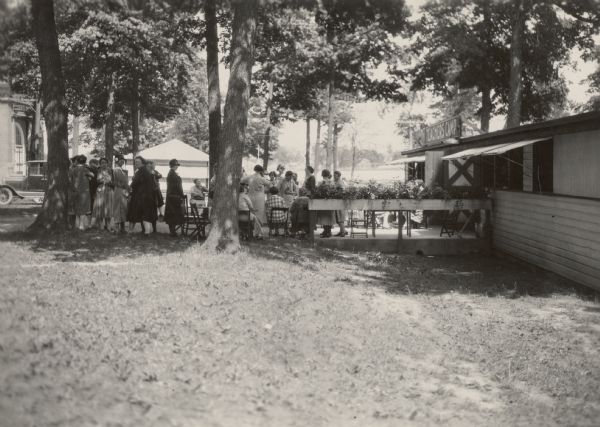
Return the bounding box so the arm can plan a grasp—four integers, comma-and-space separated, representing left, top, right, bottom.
246, 237, 600, 301
0, 229, 195, 263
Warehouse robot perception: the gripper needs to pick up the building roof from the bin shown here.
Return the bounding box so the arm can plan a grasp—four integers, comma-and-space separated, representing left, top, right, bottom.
402, 110, 600, 155
137, 139, 209, 162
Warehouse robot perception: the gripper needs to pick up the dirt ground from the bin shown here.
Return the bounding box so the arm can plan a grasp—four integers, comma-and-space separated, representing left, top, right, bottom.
1, 204, 599, 426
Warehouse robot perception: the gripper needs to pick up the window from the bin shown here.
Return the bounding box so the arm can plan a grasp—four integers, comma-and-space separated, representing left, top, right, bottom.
14, 122, 25, 175
532, 140, 553, 193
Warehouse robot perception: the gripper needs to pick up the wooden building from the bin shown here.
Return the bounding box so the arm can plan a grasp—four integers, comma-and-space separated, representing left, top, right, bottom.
402, 111, 600, 290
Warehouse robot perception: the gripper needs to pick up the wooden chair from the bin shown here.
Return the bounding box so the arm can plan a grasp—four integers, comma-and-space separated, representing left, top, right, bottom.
188, 204, 211, 240
440, 210, 460, 237
267, 207, 289, 237
238, 210, 253, 240
178, 195, 192, 236
350, 210, 369, 238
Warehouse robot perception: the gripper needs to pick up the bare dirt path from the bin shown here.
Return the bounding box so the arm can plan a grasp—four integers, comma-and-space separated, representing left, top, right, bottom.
0, 226, 598, 426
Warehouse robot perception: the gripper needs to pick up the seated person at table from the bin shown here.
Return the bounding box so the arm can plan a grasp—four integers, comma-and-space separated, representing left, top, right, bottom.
190, 178, 208, 207
265, 187, 287, 236
290, 187, 310, 237
238, 183, 263, 239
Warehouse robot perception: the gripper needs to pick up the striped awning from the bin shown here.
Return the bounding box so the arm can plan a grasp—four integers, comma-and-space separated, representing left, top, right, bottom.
442, 138, 550, 160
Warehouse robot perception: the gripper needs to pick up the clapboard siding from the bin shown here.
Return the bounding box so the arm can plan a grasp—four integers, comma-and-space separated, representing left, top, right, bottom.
493, 191, 600, 290
494, 206, 600, 234
494, 217, 600, 253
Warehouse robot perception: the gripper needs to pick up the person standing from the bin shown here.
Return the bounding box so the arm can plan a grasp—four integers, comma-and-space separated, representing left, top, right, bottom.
278, 170, 298, 207
303, 166, 316, 198
111, 154, 129, 233
241, 165, 272, 224
146, 161, 163, 232
333, 170, 347, 237
127, 156, 157, 235
72, 155, 94, 231
316, 169, 336, 238
91, 157, 114, 230
88, 158, 99, 214
164, 159, 185, 237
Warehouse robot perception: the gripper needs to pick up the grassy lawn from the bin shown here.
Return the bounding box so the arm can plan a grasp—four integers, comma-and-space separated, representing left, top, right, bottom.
0, 206, 599, 426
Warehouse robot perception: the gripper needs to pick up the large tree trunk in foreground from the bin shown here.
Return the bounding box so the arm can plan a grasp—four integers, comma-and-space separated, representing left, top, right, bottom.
203, 0, 257, 252
30, 0, 70, 231
262, 79, 274, 170
305, 117, 311, 172
105, 73, 116, 162
507, 0, 526, 128
205, 0, 221, 180
131, 82, 140, 155
326, 77, 334, 171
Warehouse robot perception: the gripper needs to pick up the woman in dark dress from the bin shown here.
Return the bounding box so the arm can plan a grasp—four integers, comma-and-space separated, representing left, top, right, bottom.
127, 156, 157, 235
303, 165, 316, 198
164, 159, 185, 237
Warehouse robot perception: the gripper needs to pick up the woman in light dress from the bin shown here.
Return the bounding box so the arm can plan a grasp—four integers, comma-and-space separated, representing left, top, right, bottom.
241, 165, 272, 224
91, 157, 114, 230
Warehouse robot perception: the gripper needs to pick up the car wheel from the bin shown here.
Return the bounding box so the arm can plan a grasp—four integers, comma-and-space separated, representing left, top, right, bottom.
0, 187, 13, 205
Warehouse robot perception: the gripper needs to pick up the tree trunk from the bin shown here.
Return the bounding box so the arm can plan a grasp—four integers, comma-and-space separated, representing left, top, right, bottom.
480, 0, 492, 133
30, 0, 70, 231
332, 123, 340, 172
262, 78, 274, 170
350, 144, 356, 179
71, 115, 80, 156
203, 0, 257, 252
507, 0, 526, 128
314, 116, 321, 172
326, 77, 334, 171
105, 73, 116, 162
205, 0, 221, 180
480, 86, 491, 132
305, 117, 311, 172
131, 82, 140, 155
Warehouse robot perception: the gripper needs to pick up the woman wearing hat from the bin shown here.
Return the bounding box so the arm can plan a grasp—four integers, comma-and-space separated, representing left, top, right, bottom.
164, 158, 185, 237
240, 164, 272, 224
127, 156, 157, 235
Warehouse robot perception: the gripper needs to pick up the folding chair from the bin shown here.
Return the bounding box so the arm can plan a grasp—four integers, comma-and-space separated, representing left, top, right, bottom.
350, 210, 369, 238
188, 204, 211, 240
238, 210, 253, 240
179, 195, 193, 236
440, 210, 461, 237
268, 207, 289, 237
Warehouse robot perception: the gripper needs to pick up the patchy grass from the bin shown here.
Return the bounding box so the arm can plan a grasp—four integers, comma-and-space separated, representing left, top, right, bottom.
0, 223, 599, 426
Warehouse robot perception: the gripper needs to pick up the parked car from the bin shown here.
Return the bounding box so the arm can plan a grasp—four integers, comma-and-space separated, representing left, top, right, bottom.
0, 160, 47, 205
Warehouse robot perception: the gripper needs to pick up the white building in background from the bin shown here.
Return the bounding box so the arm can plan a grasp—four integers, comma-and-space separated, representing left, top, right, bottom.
126, 139, 209, 191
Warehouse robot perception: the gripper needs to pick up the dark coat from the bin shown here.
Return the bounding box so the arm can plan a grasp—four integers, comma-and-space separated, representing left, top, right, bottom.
304, 175, 316, 198
164, 169, 185, 225
127, 166, 158, 223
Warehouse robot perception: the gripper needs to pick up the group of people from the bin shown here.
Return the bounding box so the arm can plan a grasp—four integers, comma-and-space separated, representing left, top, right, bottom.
68, 154, 131, 233
67, 154, 354, 240
237, 164, 348, 239
67, 154, 200, 237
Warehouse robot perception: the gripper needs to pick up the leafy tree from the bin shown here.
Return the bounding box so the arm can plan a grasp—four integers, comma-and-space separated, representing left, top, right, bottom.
411, 0, 599, 131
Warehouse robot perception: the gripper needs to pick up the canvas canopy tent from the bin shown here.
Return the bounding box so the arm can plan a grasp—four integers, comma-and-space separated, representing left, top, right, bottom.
125, 139, 209, 191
